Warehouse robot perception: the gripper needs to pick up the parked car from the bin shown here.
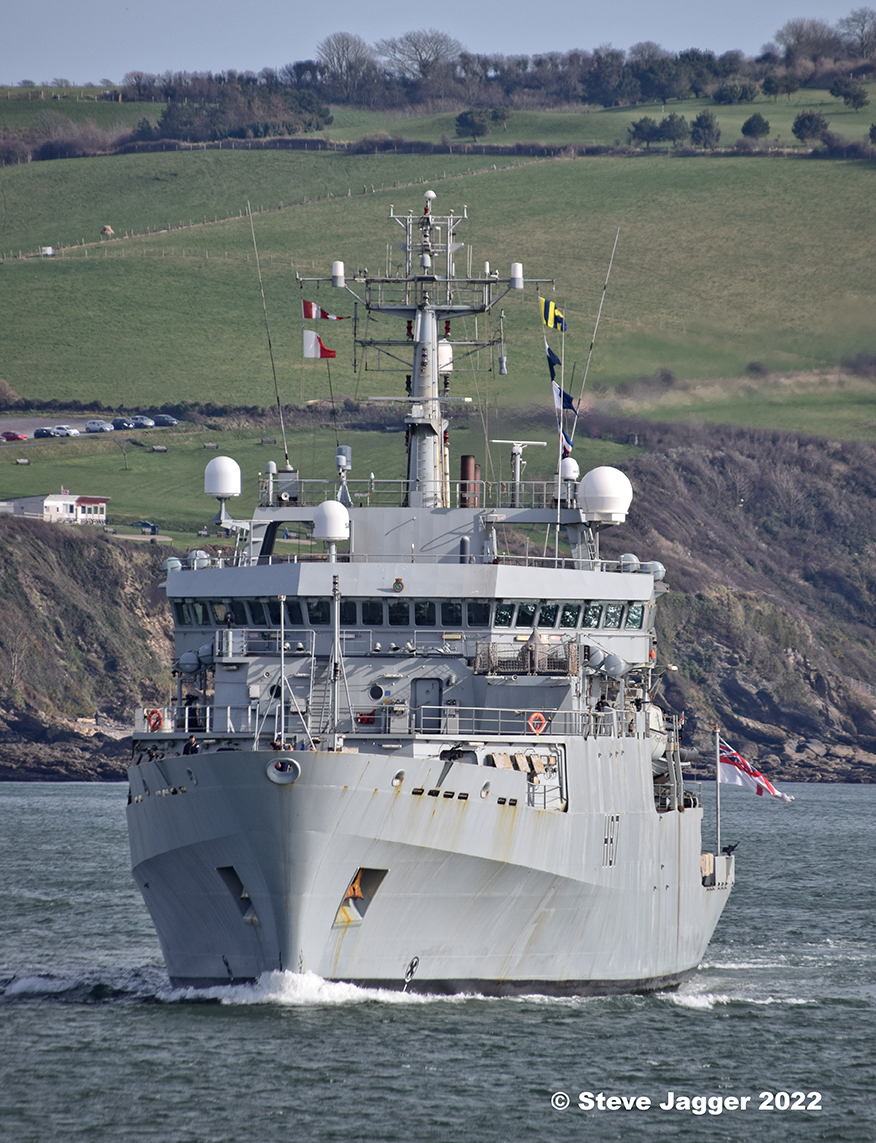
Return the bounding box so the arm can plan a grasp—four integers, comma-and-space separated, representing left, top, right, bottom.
153, 414, 179, 427
33, 427, 58, 438
130, 415, 155, 428
112, 417, 135, 430
85, 419, 114, 433
54, 425, 80, 436
1, 431, 28, 441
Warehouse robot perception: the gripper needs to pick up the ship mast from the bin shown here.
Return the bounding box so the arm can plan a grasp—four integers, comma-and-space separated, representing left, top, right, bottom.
302, 191, 543, 508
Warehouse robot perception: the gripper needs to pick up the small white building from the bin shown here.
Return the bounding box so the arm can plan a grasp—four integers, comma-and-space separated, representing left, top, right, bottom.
0, 493, 110, 524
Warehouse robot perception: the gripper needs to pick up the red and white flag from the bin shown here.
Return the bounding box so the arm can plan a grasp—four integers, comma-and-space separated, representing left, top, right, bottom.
303, 330, 336, 359
719, 739, 794, 802
302, 299, 347, 321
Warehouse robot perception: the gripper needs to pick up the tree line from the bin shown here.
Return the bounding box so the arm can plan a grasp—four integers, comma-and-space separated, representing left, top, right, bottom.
114, 11, 876, 119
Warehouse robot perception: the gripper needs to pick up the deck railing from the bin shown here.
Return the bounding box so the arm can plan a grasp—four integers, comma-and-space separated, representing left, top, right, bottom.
134, 702, 649, 742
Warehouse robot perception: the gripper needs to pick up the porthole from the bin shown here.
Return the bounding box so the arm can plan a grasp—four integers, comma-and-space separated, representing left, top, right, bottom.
369, 684, 385, 701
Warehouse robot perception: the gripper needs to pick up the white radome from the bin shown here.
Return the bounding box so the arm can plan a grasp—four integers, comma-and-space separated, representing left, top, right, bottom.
204, 456, 242, 499
578, 466, 633, 522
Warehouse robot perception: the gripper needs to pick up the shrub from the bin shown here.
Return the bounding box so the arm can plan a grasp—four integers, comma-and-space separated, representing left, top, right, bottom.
792, 110, 829, 142
741, 112, 770, 140
713, 80, 759, 103
690, 110, 721, 149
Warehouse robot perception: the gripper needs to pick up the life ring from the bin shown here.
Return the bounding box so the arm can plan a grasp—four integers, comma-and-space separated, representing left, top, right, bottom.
147, 709, 163, 731
528, 711, 547, 735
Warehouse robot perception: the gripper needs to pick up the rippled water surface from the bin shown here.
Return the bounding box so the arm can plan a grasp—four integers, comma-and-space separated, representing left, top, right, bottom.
1, 782, 873, 1142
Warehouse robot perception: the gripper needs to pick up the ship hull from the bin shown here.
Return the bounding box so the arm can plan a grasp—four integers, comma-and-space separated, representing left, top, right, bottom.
127, 742, 733, 994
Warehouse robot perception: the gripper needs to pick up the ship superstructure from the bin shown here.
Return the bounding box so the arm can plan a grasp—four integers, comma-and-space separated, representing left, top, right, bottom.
126, 192, 733, 993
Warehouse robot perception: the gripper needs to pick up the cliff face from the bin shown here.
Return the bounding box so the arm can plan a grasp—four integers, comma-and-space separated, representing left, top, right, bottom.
2, 415, 876, 784
594, 417, 876, 783
0, 518, 173, 780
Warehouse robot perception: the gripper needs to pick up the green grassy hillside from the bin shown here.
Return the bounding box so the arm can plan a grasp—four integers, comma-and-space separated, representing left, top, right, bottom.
351, 88, 876, 148
2, 150, 875, 425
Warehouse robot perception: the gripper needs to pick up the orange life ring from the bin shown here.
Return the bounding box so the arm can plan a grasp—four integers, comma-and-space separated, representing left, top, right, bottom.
147, 709, 163, 731
528, 711, 547, 735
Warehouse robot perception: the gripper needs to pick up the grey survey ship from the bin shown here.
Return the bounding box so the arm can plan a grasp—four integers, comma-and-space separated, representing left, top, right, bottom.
127, 192, 733, 993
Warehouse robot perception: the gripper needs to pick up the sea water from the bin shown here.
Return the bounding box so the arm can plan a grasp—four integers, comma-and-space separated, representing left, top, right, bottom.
0, 781, 873, 1143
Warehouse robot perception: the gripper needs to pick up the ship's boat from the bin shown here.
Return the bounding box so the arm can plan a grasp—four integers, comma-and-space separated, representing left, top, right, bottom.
127, 192, 733, 994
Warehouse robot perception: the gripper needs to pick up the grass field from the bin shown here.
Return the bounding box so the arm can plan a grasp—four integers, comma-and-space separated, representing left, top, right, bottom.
2, 150, 875, 415
341, 88, 876, 149
0, 422, 636, 531
2, 85, 873, 148
0, 91, 155, 132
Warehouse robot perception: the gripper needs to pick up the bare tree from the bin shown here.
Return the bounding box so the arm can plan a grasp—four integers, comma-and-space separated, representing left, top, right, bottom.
837, 7, 876, 57
375, 28, 464, 81
317, 32, 378, 101
775, 18, 843, 65
627, 41, 671, 62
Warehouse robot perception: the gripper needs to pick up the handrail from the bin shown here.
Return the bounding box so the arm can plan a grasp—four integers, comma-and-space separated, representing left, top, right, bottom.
134, 701, 651, 741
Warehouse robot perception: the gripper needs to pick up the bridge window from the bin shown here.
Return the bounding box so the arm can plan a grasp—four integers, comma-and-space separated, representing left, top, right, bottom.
467, 600, 490, 627
174, 602, 192, 626
308, 600, 330, 625
211, 601, 228, 625
362, 600, 384, 625
515, 602, 536, 627
442, 601, 462, 625
559, 603, 581, 628
229, 600, 248, 626
415, 601, 436, 626
582, 603, 602, 628
248, 601, 268, 627
285, 600, 303, 625
340, 600, 357, 625
494, 601, 514, 627
388, 600, 410, 626
604, 602, 624, 628
625, 603, 645, 629
537, 602, 559, 628
189, 601, 211, 626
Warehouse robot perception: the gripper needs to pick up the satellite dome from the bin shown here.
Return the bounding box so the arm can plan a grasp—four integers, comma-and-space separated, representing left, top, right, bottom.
313, 500, 350, 542
602, 653, 631, 678
560, 457, 580, 482
619, 553, 641, 573
578, 466, 633, 523
641, 560, 666, 582
204, 456, 241, 499
178, 651, 201, 674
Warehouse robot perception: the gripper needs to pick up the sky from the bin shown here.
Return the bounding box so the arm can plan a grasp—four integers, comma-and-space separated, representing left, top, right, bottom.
1, 1, 863, 86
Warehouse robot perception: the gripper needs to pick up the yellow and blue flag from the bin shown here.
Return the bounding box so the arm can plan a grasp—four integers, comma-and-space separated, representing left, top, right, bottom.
539, 296, 567, 332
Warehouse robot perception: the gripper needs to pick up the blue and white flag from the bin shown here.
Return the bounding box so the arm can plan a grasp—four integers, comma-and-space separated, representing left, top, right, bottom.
544, 336, 562, 382
552, 380, 575, 412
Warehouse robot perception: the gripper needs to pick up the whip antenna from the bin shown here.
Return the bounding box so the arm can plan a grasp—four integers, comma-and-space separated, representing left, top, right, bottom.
571, 229, 619, 443
248, 201, 291, 469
